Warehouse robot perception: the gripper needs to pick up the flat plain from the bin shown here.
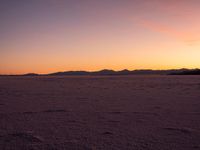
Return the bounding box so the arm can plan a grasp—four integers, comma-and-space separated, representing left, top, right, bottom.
0, 75, 200, 150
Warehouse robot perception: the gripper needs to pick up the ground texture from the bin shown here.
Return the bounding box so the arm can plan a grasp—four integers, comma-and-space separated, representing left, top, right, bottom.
0, 76, 200, 150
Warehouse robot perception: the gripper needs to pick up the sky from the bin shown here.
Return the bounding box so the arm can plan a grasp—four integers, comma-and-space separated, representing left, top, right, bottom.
1, 0, 200, 74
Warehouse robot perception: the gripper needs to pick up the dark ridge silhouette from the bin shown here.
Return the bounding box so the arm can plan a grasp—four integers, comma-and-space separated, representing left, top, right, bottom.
46, 69, 191, 76
22, 73, 39, 76
0, 73, 39, 76
92, 69, 116, 75
118, 69, 130, 74
49, 71, 89, 76
169, 69, 200, 75
1, 68, 199, 76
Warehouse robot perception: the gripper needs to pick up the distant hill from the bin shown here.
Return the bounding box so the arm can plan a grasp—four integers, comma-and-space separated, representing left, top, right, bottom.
22, 73, 39, 76
169, 69, 200, 75
49, 71, 89, 76
1, 69, 200, 76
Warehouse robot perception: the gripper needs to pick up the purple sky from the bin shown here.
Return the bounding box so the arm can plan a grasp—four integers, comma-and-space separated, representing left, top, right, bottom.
1, 0, 200, 74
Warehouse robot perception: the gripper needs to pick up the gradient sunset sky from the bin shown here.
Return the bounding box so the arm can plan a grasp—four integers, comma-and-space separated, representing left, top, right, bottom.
1, 0, 200, 74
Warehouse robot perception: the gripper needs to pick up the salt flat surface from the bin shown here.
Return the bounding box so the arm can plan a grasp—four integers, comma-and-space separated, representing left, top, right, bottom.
0, 75, 200, 150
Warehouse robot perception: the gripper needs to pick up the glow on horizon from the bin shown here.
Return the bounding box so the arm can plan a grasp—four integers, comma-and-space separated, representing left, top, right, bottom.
0, 0, 200, 74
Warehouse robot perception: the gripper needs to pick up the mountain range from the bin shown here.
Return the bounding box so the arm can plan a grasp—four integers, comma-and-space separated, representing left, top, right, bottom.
1, 69, 200, 76
20, 69, 200, 76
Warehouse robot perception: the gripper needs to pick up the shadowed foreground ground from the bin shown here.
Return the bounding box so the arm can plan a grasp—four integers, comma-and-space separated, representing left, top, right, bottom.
0, 76, 200, 150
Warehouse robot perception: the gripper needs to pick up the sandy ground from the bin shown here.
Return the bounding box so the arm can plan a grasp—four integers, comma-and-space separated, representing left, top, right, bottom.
0, 75, 200, 150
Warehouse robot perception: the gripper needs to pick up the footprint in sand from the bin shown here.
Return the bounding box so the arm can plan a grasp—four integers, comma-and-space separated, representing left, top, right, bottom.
102, 131, 113, 135
0, 131, 43, 149
3, 132, 43, 143
163, 127, 194, 134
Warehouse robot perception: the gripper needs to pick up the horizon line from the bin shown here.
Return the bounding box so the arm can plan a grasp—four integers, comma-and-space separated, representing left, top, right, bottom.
1, 68, 199, 76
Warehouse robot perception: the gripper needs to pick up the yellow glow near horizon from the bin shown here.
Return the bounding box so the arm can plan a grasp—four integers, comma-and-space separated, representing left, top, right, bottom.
0, 0, 200, 74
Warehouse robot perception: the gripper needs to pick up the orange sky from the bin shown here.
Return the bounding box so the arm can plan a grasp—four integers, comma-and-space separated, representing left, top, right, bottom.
0, 0, 200, 74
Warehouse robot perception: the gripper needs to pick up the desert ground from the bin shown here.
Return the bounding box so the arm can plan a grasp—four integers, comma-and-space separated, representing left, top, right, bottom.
0, 75, 200, 150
